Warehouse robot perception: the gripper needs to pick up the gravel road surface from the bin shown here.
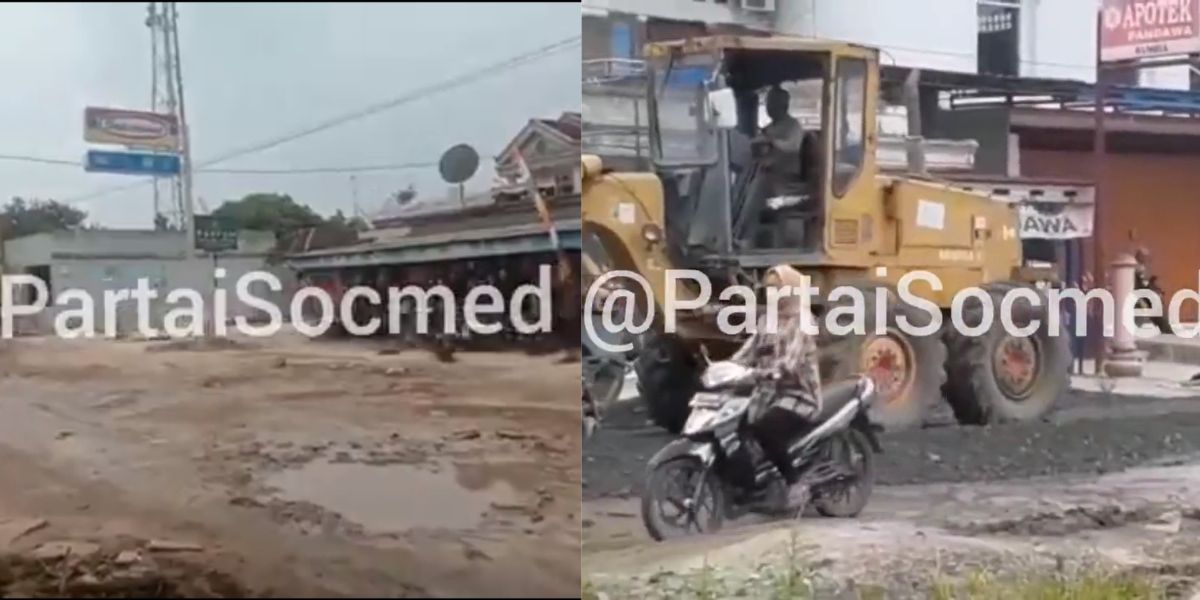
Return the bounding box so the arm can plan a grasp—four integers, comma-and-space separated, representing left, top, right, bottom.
584, 389, 1200, 500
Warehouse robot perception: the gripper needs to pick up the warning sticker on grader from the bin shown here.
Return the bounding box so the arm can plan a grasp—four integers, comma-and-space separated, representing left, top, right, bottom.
916, 199, 945, 231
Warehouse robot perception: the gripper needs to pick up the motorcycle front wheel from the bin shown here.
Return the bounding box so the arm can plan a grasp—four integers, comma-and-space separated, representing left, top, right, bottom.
812, 429, 876, 518
641, 455, 725, 541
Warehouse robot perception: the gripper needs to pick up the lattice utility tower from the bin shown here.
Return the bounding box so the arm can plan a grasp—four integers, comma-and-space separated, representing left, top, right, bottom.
147, 2, 186, 230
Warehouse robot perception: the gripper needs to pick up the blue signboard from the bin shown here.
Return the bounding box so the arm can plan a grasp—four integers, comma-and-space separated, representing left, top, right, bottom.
84, 149, 181, 176
611, 22, 632, 59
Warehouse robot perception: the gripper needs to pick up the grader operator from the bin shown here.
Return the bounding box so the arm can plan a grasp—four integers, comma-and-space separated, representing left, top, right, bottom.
581, 35, 1072, 433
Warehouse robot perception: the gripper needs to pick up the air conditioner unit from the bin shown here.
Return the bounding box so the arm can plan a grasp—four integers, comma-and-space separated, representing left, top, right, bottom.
741, 0, 776, 12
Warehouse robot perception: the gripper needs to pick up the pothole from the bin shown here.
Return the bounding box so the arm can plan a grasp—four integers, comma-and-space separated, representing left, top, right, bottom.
263, 461, 519, 533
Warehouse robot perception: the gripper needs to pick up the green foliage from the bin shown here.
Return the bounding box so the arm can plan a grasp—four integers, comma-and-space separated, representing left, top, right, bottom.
0, 197, 88, 239
764, 531, 814, 599
210, 193, 367, 253
326, 209, 370, 234
210, 193, 324, 238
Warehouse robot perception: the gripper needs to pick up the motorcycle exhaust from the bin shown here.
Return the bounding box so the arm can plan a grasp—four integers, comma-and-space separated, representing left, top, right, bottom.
787, 398, 861, 466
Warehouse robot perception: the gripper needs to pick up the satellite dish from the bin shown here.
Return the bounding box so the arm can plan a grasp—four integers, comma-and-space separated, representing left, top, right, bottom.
438, 143, 479, 184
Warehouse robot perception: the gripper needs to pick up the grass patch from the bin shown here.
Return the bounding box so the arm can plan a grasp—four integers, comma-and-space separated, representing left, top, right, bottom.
930, 570, 1164, 600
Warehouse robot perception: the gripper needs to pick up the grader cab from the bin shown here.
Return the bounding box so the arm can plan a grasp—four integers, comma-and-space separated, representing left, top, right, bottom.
582, 35, 1071, 433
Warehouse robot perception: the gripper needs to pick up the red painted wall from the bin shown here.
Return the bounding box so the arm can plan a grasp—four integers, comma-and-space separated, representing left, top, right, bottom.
1021, 148, 1200, 322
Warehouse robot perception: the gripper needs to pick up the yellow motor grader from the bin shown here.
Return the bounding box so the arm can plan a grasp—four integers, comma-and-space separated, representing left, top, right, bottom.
581, 35, 1071, 433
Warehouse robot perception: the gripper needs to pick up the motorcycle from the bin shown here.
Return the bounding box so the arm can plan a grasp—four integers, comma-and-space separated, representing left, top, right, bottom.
639, 360, 881, 541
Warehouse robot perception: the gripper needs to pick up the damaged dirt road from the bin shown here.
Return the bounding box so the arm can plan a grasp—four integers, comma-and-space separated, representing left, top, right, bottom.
584, 393, 1200, 597
0, 332, 580, 597
586, 463, 1200, 597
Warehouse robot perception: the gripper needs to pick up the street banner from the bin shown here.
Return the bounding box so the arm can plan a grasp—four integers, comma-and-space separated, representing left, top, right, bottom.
1017, 204, 1094, 240
84, 107, 180, 150
1101, 0, 1200, 62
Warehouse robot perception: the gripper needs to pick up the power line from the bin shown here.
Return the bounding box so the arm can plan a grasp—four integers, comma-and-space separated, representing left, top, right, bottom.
198, 160, 447, 174
197, 36, 578, 168
0, 154, 81, 167
60, 34, 580, 205
0, 154, 490, 175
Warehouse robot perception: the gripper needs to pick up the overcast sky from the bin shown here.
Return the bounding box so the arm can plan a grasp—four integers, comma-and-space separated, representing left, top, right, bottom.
0, 2, 580, 228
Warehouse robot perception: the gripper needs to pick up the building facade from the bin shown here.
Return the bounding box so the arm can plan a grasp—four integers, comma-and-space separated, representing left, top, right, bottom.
493, 111, 582, 200
583, 0, 1197, 89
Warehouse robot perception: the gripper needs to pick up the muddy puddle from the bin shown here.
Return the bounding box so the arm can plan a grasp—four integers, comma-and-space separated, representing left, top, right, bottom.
265, 461, 519, 532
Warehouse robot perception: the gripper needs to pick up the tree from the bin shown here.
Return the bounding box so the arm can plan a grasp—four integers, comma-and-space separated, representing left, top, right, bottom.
213, 193, 371, 254
211, 193, 324, 238
0, 197, 88, 239
327, 210, 369, 234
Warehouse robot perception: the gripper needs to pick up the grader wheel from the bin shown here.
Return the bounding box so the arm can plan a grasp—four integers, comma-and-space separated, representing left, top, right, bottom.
818, 283, 947, 429
860, 333, 916, 405
942, 282, 1072, 425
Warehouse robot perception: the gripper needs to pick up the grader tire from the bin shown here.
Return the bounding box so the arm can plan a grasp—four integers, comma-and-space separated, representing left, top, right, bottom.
635, 331, 700, 434
818, 283, 947, 429
942, 282, 1072, 425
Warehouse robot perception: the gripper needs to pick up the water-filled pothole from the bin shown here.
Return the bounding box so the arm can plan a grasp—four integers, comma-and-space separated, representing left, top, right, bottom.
265, 462, 519, 532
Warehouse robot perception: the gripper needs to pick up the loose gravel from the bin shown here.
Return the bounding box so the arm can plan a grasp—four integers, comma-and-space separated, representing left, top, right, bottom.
584, 390, 1200, 500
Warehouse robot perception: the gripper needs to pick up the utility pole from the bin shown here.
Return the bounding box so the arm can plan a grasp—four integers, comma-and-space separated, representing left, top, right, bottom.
147, 3, 161, 226
1092, 11, 1108, 376
147, 2, 186, 231
162, 2, 207, 336
166, 2, 195, 248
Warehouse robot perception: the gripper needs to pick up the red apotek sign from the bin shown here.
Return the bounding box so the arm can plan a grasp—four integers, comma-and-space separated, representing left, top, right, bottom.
1101, 0, 1200, 62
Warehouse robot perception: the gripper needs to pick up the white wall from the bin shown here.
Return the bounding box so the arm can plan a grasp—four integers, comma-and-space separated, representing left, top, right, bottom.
775, 0, 1101, 83
780, 0, 979, 73
1021, 0, 1097, 82
2, 229, 289, 336
583, 0, 742, 25
1139, 65, 1191, 90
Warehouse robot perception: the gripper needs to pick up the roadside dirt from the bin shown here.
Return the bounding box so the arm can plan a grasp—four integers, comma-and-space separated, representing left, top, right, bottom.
582, 383, 1200, 596
584, 464, 1200, 597
0, 331, 581, 597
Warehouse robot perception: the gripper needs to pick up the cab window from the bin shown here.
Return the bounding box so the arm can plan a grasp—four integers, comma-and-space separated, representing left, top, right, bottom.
832, 57, 867, 197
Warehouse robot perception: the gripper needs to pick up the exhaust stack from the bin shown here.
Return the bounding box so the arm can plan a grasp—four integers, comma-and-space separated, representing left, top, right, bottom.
903, 68, 927, 177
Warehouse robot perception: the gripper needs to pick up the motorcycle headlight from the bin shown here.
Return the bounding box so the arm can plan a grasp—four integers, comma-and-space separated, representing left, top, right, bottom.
701, 361, 754, 389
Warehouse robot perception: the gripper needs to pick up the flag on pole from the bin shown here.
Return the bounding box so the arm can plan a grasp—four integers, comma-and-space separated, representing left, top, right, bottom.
513, 148, 570, 282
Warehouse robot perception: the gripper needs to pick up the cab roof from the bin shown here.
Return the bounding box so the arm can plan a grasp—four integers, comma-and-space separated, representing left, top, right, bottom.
645, 35, 877, 59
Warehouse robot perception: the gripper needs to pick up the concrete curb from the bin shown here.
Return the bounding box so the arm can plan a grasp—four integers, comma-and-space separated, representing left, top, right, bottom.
1138, 336, 1200, 367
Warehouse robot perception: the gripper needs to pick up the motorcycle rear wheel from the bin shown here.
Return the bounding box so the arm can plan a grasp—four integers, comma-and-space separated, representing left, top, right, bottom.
812, 429, 875, 518
641, 455, 725, 542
